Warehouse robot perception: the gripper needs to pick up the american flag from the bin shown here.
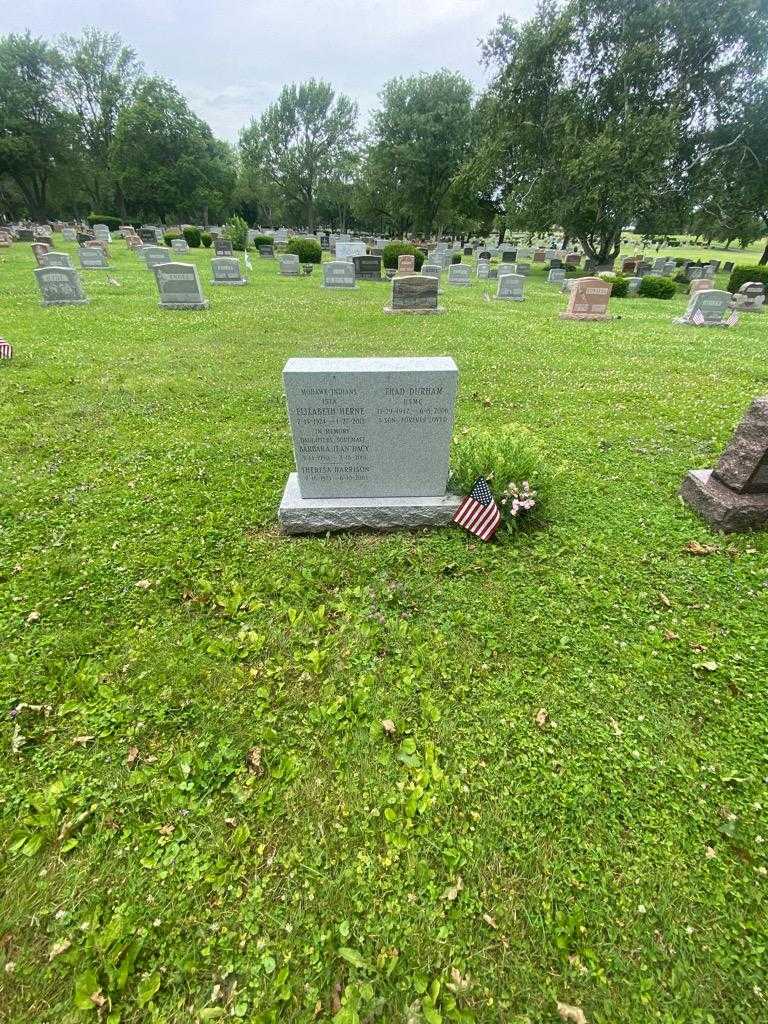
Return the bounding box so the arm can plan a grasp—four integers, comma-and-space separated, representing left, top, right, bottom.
0, 339, 12, 359
725, 309, 739, 327
691, 309, 706, 326
244, 251, 253, 270
453, 476, 501, 541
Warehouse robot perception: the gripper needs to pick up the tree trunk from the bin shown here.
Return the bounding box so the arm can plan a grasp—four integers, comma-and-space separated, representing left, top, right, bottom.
498, 224, 506, 244
202, 204, 209, 228
759, 241, 768, 266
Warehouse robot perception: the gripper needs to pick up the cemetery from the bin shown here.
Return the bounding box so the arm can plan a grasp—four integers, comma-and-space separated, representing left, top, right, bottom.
2, 4, 768, 1023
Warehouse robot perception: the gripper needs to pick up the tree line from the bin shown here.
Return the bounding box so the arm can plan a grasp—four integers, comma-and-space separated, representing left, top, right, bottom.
2, 0, 768, 261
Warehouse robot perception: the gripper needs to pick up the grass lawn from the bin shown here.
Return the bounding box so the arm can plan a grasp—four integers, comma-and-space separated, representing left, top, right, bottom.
1, 238, 767, 1024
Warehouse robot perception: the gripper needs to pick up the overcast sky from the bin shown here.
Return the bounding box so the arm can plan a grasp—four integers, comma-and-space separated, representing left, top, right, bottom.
2, 0, 536, 140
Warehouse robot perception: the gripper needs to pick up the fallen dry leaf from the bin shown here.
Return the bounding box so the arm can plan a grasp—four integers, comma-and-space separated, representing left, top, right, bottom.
158, 823, 174, 836
26, 610, 41, 624
534, 708, 549, 728
134, 579, 152, 590
71, 736, 94, 747
658, 592, 672, 608
695, 660, 719, 672
705, 846, 717, 859
246, 746, 263, 775
684, 540, 718, 556
482, 913, 498, 929
449, 966, 470, 992
381, 718, 396, 737
609, 718, 623, 737
48, 940, 71, 961
557, 1001, 587, 1024
663, 630, 680, 641
90, 990, 107, 1009
126, 746, 139, 767
441, 876, 464, 902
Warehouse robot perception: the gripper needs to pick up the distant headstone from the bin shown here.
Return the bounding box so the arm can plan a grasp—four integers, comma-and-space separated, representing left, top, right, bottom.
663, 260, 676, 276
31, 242, 50, 265
689, 278, 712, 297
17, 228, 34, 242
384, 274, 442, 314
652, 258, 666, 273
278, 356, 460, 533
35, 266, 89, 307
560, 276, 612, 321
447, 264, 470, 286
732, 281, 765, 313
352, 254, 382, 281
171, 238, 189, 253
463, 246, 473, 256
478, 250, 491, 261
214, 238, 234, 256
336, 241, 367, 261
322, 260, 356, 289
722, 261, 735, 275
258, 244, 274, 258
547, 268, 566, 285
211, 256, 246, 285
143, 249, 170, 270
674, 289, 733, 327
41, 251, 72, 269
512, 262, 531, 276
626, 276, 642, 296
93, 223, 111, 242
397, 254, 415, 274
680, 395, 768, 531
62, 227, 77, 242
139, 227, 157, 244
279, 254, 300, 276
495, 272, 525, 301
422, 263, 442, 281
153, 262, 208, 309
477, 260, 490, 280
79, 246, 108, 269
688, 266, 704, 281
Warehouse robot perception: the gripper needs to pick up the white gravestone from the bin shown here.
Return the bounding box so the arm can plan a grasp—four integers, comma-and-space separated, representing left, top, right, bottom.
211, 256, 246, 285
322, 261, 356, 289
447, 264, 470, 286
477, 260, 490, 280
626, 276, 642, 296
336, 241, 367, 261
279, 357, 460, 533
279, 254, 300, 276
62, 227, 77, 242
496, 272, 525, 301
547, 268, 565, 285
35, 267, 89, 306
93, 224, 111, 242
171, 238, 190, 253
153, 262, 208, 309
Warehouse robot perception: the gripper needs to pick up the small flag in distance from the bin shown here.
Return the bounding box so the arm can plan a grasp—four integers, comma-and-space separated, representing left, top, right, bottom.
0, 339, 12, 359
453, 476, 501, 542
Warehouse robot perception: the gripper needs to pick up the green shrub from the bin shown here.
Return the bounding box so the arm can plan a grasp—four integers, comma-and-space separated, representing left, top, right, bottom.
451, 253, 462, 264
727, 264, 768, 293
163, 230, 181, 246
87, 214, 121, 231
381, 242, 424, 271
201, 232, 212, 249
253, 234, 274, 249
286, 237, 322, 264
183, 227, 202, 248
638, 275, 677, 299
598, 272, 628, 297
450, 425, 551, 535
225, 214, 249, 252
673, 257, 687, 267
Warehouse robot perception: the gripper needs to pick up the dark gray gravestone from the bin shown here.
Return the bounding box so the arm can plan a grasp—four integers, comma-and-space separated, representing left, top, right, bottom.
352, 254, 382, 281
153, 262, 208, 309
722, 261, 735, 275
79, 246, 108, 269
258, 244, 274, 258
17, 228, 34, 241
463, 246, 473, 256
211, 256, 246, 285
214, 238, 234, 256
41, 251, 72, 269
674, 289, 733, 327
501, 251, 516, 263
139, 227, 157, 244
680, 396, 768, 531
35, 266, 88, 306
732, 282, 765, 313
384, 274, 442, 314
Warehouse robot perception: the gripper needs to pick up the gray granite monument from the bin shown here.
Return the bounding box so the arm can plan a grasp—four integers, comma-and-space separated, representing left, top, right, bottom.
447, 264, 470, 286
674, 289, 733, 327
496, 272, 525, 301
279, 356, 460, 533
35, 266, 88, 306
680, 396, 768, 532
279, 254, 300, 276
153, 262, 208, 309
322, 261, 356, 289
732, 282, 765, 313
352, 254, 382, 281
42, 251, 73, 269
211, 256, 246, 285
214, 238, 234, 256
547, 268, 566, 286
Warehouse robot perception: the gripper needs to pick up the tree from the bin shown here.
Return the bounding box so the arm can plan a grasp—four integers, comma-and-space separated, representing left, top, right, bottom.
0, 33, 75, 219
239, 80, 357, 230
111, 78, 235, 221
367, 71, 473, 235
473, 0, 768, 263
59, 28, 144, 212
692, 86, 768, 261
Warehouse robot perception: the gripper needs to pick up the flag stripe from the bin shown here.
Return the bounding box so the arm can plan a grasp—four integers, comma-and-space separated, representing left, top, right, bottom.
452, 476, 502, 541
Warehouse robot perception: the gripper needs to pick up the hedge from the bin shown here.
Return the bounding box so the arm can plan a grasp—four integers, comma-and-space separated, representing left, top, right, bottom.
598, 272, 628, 297
381, 242, 425, 271
201, 232, 212, 248
184, 227, 202, 248
286, 238, 322, 264
253, 235, 274, 249
727, 264, 768, 293
87, 214, 122, 231
638, 275, 677, 299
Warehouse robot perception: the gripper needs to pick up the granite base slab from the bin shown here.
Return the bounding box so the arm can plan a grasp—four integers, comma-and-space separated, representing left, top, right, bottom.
279, 473, 461, 534
211, 279, 246, 286
559, 312, 611, 321
42, 299, 89, 307
159, 301, 209, 309
679, 469, 768, 532
382, 305, 445, 315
